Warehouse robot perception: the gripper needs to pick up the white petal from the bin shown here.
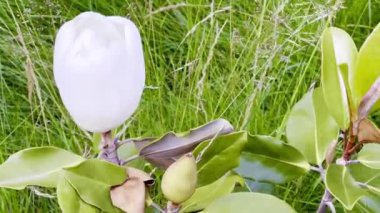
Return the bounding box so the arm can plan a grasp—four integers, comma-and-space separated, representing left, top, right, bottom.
54, 12, 145, 132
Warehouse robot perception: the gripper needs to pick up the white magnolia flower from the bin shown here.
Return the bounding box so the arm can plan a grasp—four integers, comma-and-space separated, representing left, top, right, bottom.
54, 12, 145, 132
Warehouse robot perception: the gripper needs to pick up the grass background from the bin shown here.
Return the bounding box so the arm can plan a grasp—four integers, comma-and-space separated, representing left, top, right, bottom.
0, 0, 380, 212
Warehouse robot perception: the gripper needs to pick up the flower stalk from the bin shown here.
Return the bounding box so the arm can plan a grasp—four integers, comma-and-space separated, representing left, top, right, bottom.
166, 202, 180, 213
99, 131, 120, 165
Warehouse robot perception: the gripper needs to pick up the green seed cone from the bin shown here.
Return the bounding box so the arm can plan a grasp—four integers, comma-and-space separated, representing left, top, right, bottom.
161, 153, 197, 204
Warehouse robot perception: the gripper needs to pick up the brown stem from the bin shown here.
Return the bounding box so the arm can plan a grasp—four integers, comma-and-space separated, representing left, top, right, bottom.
346, 139, 380, 156
343, 123, 356, 161
99, 131, 120, 165
347, 143, 362, 155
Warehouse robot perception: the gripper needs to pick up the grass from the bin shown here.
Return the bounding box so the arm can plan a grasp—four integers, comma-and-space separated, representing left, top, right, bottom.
0, 0, 379, 212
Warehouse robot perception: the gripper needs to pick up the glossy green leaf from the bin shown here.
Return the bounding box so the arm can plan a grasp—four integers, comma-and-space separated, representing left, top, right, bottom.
321, 27, 357, 129
326, 164, 367, 210
202, 192, 296, 213
341, 164, 380, 212
117, 141, 145, 169
235, 135, 310, 184
348, 193, 380, 213
63, 159, 127, 213
57, 176, 100, 213
358, 144, 380, 169
353, 23, 380, 110
193, 132, 247, 186
349, 163, 379, 183
0, 147, 84, 189
286, 88, 340, 164
349, 163, 380, 194
181, 173, 244, 212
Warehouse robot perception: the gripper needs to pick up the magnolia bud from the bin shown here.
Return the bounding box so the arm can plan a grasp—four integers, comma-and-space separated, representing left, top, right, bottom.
54, 12, 145, 132
161, 153, 197, 204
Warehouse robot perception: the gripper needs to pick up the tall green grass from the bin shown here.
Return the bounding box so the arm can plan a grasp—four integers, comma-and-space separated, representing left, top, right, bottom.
0, 0, 379, 211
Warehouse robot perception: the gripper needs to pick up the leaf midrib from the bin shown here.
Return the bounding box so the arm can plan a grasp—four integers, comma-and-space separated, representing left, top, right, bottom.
245, 152, 309, 170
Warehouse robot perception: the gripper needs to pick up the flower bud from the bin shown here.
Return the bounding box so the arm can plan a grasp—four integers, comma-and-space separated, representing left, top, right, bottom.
161, 153, 197, 204
54, 12, 145, 132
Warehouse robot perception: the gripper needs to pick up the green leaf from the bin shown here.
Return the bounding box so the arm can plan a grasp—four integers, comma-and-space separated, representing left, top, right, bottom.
117, 141, 145, 169
348, 164, 380, 212
181, 173, 244, 212
349, 163, 380, 194
349, 163, 380, 183
245, 179, 275, 194
321, 27, 357, 128
286, 88, 340, 164
0, 147, 84, 189
194, 132, 247, 186
202, 192, 296, 213
353, 23, 380, 110
358, 144, 380, 169
326, 164, 367, 210
57, 176, 100, 213
91, 133, 101, 153
235, 135, 309, 184
63, 159, 127, 212
348, 193, 380, 213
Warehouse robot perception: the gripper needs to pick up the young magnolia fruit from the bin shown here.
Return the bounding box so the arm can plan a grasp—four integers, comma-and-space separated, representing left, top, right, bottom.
161, 153, 197, 204
54, 11, 145, 132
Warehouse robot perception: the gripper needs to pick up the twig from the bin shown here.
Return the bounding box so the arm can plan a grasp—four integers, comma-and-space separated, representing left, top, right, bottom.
343, 122, 356, 161
317, 189, 335, 213
335, 159, 360, 166
325, 201, 336, 213
99, 131, 120, 165
316, 165, 335, 213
